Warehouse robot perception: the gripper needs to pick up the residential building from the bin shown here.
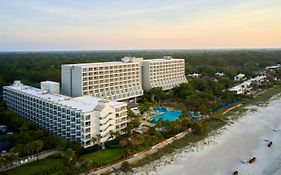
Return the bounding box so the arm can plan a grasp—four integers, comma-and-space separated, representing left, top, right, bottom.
61, 58, 143, 102
141, 56, 187, 90
229, 75, 266, 94
215, 72, 225, 76
234, 73, 246, 81
188, 73, 201, 78
3, 81, 128, 148
265, 64, 281, 73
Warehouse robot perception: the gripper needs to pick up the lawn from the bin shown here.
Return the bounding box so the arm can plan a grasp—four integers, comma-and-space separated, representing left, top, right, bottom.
82, 148, 125, 164
3, 158, 64, 175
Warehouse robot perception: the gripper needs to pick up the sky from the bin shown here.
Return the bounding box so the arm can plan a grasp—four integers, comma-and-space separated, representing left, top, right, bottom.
0, 0, 281, 51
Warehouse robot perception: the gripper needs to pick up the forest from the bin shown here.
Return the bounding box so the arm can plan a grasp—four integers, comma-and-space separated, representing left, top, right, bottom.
0, 49, 281, 89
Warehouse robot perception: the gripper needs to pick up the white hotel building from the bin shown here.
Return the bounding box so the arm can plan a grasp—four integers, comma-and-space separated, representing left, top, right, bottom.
142, 56, 187, 90
61, 56, 187, 100
61, 58, 143, 102
3, 81, 128, 148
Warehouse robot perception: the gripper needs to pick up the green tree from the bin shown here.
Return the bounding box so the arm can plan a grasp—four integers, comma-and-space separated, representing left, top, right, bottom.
33, 140, 44, 162
138, 102, 152, 114
92, 134, 103, 149
190, 78, 208, 91
80, 158, 92, 171
148, 87, 165, 102
191, 123, 206, 135
198, 104, 209, 114
5, 153, 17, 167
130, 117, 141, 128
120, 161, 131, 172
26, 142, 35, 156
173, 82, 194, 98
0, 157, 5, 168
64, 148, 76, 163
91, 136, 97, 146
96, 134, 102, 145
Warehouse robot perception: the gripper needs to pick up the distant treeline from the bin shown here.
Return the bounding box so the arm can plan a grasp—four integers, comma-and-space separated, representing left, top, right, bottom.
0, 49, 281, 88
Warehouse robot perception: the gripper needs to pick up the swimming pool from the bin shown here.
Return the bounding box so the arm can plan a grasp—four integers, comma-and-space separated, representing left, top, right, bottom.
153, 107, 168, 113
150, 111, 182, 122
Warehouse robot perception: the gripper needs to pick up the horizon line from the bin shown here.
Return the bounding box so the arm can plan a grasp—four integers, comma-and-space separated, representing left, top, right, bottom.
1, 47, 281, 53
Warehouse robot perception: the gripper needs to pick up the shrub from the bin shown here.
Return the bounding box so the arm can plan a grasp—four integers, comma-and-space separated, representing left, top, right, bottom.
120, 161, 131, 172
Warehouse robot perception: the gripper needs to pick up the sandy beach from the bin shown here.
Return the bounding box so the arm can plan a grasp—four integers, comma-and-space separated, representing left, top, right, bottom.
132, 98, 281, 175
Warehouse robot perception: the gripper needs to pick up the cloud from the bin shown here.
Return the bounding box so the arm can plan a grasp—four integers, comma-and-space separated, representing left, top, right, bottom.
11, 0, 205, 19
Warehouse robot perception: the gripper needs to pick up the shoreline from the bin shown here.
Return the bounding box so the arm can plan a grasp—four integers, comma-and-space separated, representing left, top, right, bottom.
131, 95, 281, 175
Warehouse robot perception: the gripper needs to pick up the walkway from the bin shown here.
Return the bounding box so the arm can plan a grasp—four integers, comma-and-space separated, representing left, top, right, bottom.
0, 149, 60, 172
83, 131, 190, 175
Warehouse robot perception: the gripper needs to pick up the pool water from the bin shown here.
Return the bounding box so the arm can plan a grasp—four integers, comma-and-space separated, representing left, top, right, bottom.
150, 111, 182, 122
153, 107, 168, 113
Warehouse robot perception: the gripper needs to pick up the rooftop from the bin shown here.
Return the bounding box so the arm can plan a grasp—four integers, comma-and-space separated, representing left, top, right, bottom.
41, 81, 59, 85
235, 73, 245, 77
62, 56, 184, 67
265, 64, 281, 69
229, 75, 266, 92
5, 81, 126, 113
142, 57, 184, 62
62, 61, 139, 67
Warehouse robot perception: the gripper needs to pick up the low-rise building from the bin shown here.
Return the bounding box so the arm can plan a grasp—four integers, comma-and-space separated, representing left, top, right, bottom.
265, 64, 281, 73
188, 73, 201, 78
229, 75, 266, 94
3, 81, 128, 148
234, 73, 246, 81
215, 72, 225, 76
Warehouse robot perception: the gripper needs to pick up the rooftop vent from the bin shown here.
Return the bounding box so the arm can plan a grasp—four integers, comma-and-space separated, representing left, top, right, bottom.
59, 97, 66, 101
13, 80, 22, 86
42, 91, 48, 94
163, 56, 173, 60
121, 57, 132, 63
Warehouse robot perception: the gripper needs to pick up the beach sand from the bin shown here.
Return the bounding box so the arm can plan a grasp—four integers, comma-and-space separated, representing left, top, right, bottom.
132, 98, 281, 175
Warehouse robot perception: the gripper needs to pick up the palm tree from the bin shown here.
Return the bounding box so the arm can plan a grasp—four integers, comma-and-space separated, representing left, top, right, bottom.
25, 143, 34, 157
96, 134, 102, 148
125, 123, 134, 136
64, 148, 76, 163
91, 136, 97, 145
0, 157, 5, 168
5, 153, 17, 167
109, 130, 115, 139
33, 140, 44, 162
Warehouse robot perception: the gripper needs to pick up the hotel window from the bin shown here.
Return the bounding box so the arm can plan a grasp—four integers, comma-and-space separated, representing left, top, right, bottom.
86, 115, 91, 120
